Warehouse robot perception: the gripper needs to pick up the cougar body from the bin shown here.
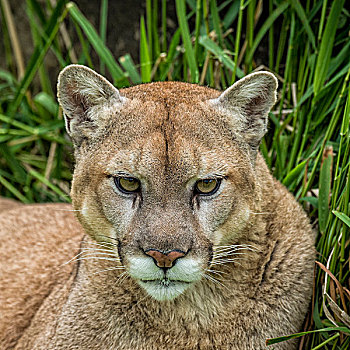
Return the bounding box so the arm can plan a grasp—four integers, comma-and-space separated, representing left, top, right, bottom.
0, 66, 315, 349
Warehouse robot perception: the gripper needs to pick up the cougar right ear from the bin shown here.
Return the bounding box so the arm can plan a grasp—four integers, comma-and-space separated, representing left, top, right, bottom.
208, 71, 277, 156
57, 65, 127, 147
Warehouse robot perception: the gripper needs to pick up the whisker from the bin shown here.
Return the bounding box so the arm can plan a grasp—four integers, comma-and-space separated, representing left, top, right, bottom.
84, 240, 115, 246
75, 257, 121, 263
205, 268, 226, 276
61, 250, 86, 266
62, 249, 121, 266
250, 211, 272, 215
213, 257, 244, 263
83, 248, 117, 255
116, 271, 129, 285
214, 243, 253, 249
80, 248, 117, 255
215, 243, 258, 249
54, 209, 82, 212
214, 245, 257, 253
76, 251, 120, 258
92, 266, 125, 275
77, 252, 121, 260
202, 273, 225, 288
214, 243, 255, 248
215, 249, 250, 256
96, 234, 119, 242
84, 240, 118, 248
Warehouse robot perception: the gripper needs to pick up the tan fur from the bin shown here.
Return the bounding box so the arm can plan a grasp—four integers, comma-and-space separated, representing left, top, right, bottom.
0, 198, 23, 213
0, 66, 315, 349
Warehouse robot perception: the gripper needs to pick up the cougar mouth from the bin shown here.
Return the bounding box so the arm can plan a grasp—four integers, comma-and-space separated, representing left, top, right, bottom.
138, 278, 193, 301
140, 278, 192, 286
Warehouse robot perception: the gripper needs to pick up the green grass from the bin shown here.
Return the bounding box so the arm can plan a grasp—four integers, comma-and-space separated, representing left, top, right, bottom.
0, 0, 349, 348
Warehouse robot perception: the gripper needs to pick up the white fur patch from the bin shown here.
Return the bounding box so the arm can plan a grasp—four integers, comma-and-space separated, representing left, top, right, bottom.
81, 200, 89, 218
127, 256, 203, 300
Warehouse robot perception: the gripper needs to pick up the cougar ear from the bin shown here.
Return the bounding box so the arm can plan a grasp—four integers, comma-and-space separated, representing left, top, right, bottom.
209, 71, 277, 154
57, 64, 127, 147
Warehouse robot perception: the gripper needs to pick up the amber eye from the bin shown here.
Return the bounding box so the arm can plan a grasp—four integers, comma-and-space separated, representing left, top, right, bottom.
195, 179, 221, 196
115, 177, 140, 194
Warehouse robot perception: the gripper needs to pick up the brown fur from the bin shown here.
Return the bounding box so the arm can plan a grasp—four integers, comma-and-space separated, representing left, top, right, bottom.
0, 66, 315, 349
0, 198, 23, 213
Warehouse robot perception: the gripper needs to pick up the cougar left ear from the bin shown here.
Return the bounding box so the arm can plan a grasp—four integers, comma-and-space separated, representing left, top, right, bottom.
208, 71, 278, 153
57, 65, 127, 147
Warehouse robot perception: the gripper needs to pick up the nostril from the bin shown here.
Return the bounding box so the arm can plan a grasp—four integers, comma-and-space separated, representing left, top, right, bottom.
144, 249, 186, 268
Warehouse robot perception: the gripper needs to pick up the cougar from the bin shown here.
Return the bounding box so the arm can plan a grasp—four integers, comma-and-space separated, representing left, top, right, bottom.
0, 65, 315, 349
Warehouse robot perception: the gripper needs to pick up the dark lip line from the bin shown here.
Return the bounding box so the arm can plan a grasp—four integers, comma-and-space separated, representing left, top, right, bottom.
140, 279, 192, 284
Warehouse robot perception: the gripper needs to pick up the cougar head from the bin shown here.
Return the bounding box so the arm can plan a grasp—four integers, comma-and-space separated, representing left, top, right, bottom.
57, 65, 277, 301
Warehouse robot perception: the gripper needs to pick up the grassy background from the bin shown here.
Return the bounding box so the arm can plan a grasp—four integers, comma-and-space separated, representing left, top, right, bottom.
0, 0, 349, 348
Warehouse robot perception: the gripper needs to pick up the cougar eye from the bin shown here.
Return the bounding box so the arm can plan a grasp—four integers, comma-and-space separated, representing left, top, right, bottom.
115, 177, 140, 194
195, 179, 221, 196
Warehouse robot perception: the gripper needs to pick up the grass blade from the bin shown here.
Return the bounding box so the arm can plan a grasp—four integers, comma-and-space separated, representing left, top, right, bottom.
318, 148, 333, 233
313, 0, 346, 95
8, 0, 67, 115
119, 54, 142, 84
99, 0, 108, 74
140, 15, 151, 83
199, 36, 244, 78
282, 158, 308, 188
0, 174, 30, 203
68, 2, 128, 86
266, 327, 350, 345
28, 168, 70, 202
332, 211, 350, 228
246, 1, 289, 65
288, 0, 316, 50
175, 0, 198, 82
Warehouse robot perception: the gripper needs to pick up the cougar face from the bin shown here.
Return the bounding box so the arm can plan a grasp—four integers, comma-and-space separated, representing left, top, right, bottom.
58, 65, 277, 301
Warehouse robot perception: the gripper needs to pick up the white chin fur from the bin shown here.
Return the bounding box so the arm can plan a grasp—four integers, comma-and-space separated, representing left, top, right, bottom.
138, 280, 192, 301
127, 256, 203, 300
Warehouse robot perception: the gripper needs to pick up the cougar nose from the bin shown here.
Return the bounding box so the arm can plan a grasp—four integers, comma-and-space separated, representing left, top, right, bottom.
145, 249, 186, 268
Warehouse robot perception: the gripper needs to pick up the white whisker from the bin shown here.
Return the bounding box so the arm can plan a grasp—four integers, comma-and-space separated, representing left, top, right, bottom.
84, 241, 118, 248
80, 248, 116, 255
205, 268, 226, 276
61, 251, 85, 266
202, 273, 227, 289
54, 209, 82, 212
213, 257, 243, 263
77, 252, 121, 260
92, 266, 125, 275
116, 271, 129, 284
214, 251, 249, 258
250, 211, 272, 215
75, 257, 121, 263
214, 245, 257, 253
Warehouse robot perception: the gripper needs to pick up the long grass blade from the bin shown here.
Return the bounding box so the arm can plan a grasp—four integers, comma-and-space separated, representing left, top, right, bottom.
199, 36, 244, 78
68, 2, 128, 86
245, 2, 289, 65
313, 0, 346, 95
175, 0, 199, 83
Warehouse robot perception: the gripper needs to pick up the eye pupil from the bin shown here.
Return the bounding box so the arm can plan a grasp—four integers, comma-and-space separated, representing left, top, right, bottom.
115, 177, 140, 193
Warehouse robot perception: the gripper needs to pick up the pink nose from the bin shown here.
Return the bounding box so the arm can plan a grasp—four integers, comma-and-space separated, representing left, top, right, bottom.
145, 249, 186, 268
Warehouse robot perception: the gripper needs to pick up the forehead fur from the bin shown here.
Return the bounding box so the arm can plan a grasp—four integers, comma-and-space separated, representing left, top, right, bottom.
102, 81, 242, 150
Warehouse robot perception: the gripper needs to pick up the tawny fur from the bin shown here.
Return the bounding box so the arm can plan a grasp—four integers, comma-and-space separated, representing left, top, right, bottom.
0, 66, 315, 349
0, 198, 23, 213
